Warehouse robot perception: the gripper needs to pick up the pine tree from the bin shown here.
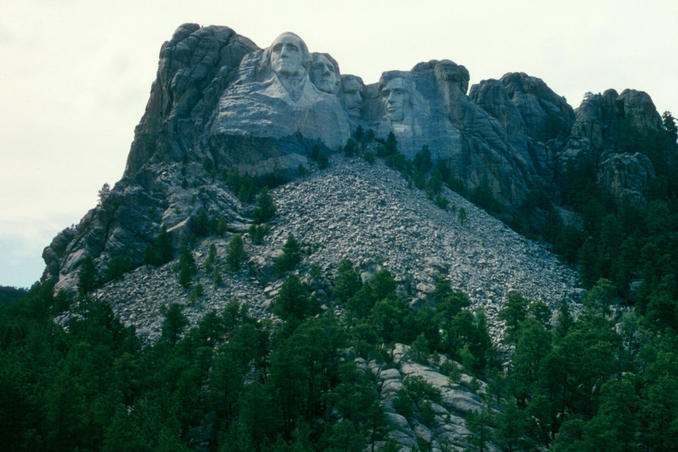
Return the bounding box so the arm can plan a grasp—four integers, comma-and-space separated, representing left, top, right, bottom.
226, 234, 247, 271
160, 303, 188, 345
662, 111, 677, 143
334, 259, 362, 302
274, 234, 301, 274
177, 248, 197, 288
78, 256, 98, 295
499, 291, 528, 343
253, 187, 276, 223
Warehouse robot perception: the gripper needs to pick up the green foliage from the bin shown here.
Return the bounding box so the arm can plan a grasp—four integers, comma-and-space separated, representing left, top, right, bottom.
333, 259, 362, 302
204, 244, 217, 273
213, 267, 223, 287
248, 224, 270, 245
434, 194, 449, 210
384, 151, 411, 175
177, 248, 197, 288
78, 256, 99, 295
202, 156, 214, 175
403, 374, 441, 404
347, 269, 396, 318
274, 234, 301, 275
410, 332, 430, 364
253, 187, 276, 224
431, 278, 470, 319
498, 291, 529, 343
225, 168, 256, 203
273, 274, 317, 323
528, 300, 551, 327
377, 132, 398, 157
216, 216, 228, 235
413, 145, 432, 173
188, 283, 203, 304
143, 228, 174, 267
160, 303, 188, 345
0, 286, 28, 306
343, 138, 357, 157
466, 403, 493, 451
189, 208, 211, 237
223, 168, 288, 205
663, 111, 677, 142
392, 388, 413, 419
420, 399, 437, 428
470, 175, 500, 213
225, 234, 247, 272
106, 255, 133, 281
2, 238, 676, 452
552, 225, 585, 264
317, 153, 329, 169
457, 207, 467, 224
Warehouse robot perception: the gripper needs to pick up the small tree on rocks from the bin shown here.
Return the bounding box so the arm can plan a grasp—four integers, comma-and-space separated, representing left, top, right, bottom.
226, 234, 247, 272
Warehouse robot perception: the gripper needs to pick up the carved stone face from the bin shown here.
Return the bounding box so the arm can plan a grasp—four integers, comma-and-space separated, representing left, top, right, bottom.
381, 77, 409, 122
310, 54, 340, 94
270, 33, 305, 77
341, 76, 362, 119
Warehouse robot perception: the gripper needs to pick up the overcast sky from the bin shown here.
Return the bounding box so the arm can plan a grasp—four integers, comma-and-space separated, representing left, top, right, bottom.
1, 0, 677, 287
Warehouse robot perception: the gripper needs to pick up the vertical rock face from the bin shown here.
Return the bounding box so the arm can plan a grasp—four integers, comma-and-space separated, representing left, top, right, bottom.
124, 24, 258, 176
499, 72, 575, 142
598, 152, 656, 203
469, 73, 576, 188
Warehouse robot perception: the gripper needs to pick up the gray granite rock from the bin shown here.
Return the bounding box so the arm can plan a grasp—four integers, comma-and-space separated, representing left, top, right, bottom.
598, 152, 656, 204
210, 33, 351, 150
557, 88, 667, 204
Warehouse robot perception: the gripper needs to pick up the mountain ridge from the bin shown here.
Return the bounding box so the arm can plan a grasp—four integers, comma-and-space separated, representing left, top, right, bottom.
42, 23, 670, 308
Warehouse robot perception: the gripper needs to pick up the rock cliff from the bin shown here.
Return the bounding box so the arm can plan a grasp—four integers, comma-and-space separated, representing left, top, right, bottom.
42, 22, 672, 310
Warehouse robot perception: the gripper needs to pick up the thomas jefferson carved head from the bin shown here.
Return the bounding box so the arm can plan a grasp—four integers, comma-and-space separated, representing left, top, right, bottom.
310, 53, 340, 94
267, 32, 310, 78
340, 75, 364, 119
380, 76, 411, 122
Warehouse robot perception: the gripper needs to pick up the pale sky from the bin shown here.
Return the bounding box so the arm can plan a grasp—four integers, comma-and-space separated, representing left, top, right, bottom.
1, 0, 677, 287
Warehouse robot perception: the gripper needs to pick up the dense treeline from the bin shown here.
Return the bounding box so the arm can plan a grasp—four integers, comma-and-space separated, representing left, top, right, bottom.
0, 285, 28, 305
546, 113, 678, 330
3, 256, 678, 450
0, 262, 497, 451
489, 284, 678, 451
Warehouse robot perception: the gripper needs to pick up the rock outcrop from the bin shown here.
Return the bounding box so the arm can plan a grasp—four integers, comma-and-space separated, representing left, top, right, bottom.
362, 344, 500, 451
125, 24, 257, 176
557, 88, 669, 204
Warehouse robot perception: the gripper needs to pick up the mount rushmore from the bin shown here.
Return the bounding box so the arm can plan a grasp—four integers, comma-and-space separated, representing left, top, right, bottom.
43, 23, 669, 293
